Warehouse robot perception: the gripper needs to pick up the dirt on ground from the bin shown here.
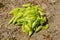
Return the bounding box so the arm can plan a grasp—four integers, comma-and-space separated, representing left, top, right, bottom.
0, 0, 60, 40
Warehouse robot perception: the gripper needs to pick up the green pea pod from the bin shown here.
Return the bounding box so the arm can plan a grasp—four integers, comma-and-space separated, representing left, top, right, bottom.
8, 16, 15, 24
22, 22, 32, 35
43, 17, 46, 22
39, 11, 44, 16
32, 16, 40, 28
16, 19, 24, 25
35, 26, 42, 32
34, 5, 45, 12
40, 16, 46, 25
29, 30, 33, 36
16, 22, 21, 25
39, 7, 45, 12
22, 4, 31, 7
23, 22, 33, 36
9, 8, 20, 16
12, 12, 23, 24
22, 22, 29, 35
42, 24, 49, 29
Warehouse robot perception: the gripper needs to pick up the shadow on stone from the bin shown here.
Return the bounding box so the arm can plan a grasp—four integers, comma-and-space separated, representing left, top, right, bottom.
0, 3, 4, 8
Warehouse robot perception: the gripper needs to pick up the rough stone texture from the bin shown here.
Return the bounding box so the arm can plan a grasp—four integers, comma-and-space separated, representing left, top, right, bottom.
0, 0, 60, 40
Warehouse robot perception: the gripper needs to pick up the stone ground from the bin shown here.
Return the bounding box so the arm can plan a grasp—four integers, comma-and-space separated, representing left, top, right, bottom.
0, 0, 60, 40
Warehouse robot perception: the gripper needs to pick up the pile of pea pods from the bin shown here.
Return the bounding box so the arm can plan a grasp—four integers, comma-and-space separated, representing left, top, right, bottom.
8, 4, 48, 36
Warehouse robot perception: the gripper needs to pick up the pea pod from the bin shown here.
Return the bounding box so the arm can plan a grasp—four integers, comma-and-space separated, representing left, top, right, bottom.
8, 17, 15, 24
22, 22, 28, 34
35, 26, 42, 32
22, 4, 31, 7
29, 30, 33, 36
42, 24, 49, 29
22, 22, 29, 34
12, 12, 23, 24
9, 8, 20, 16
32, 16, 40, 28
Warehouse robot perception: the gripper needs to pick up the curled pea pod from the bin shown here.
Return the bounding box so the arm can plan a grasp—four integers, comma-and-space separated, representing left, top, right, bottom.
40, 16, 47, 25
22, 22, 33, 36
35, 26, 43, 32
43, 17, 47, 23
32, 16, 40, 28
42, 24, 49, 30
22, 22, 29, 35
28, 30, 33, 36
22, 22, 30, 35
22, 25, 29, 35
